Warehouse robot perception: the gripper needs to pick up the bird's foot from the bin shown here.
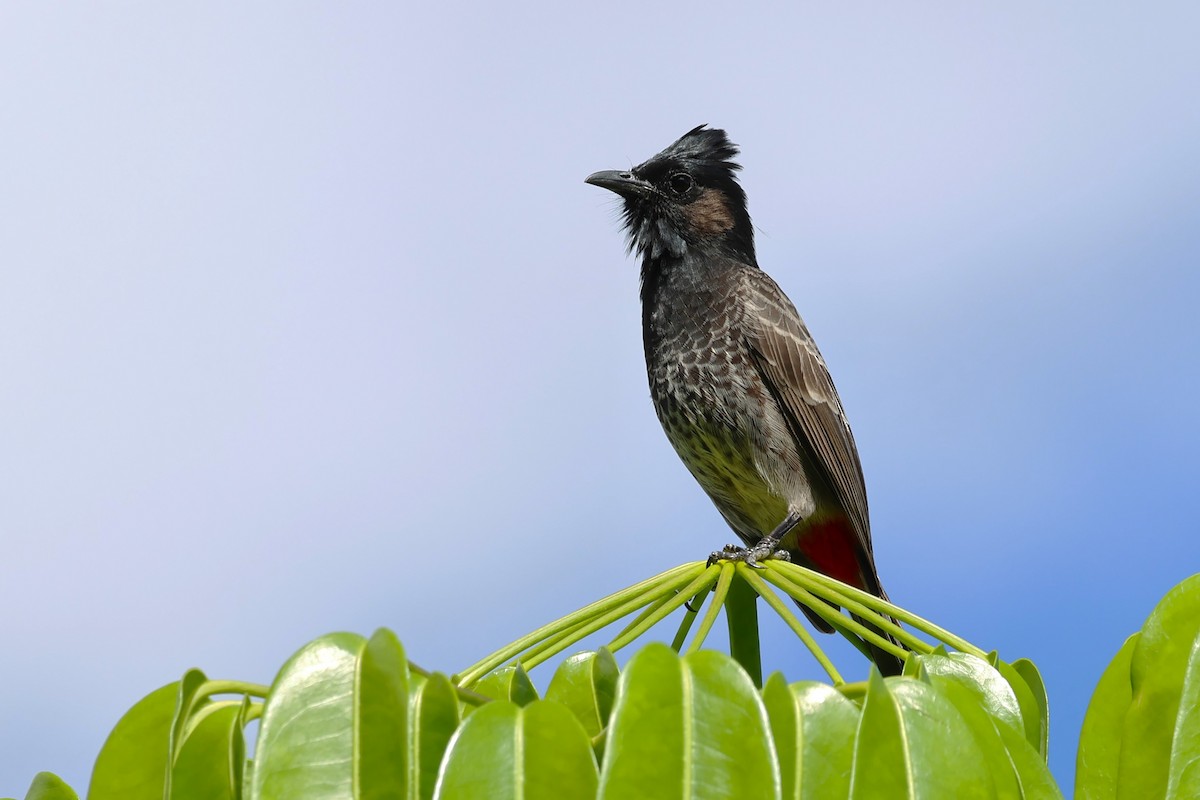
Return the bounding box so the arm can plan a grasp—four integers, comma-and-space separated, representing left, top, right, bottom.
706, 541, 790, 569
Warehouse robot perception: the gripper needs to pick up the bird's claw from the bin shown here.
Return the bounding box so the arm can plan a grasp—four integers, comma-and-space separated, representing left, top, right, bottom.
707, 544, 741, 567
707, 542, 790, 568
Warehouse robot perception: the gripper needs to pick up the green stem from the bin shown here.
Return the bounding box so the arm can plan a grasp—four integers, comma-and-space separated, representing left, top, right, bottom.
686, 563, 734, 654
455, 562, 703, 686
836, 681, 868, 703
767, 561, 984, 657
453, 558, 990, 692
614, 587, 679, 642
409, 662, 494, 706
243, 701, 265, 723
670, 584, 712, 652
737, 565, 843, 684
519, 612, 611, 667
494, 570, 692, 677
724, 569, 763, 687
608, 566, 722, 652
760, 568, 909, 661
196, 680, 270, 699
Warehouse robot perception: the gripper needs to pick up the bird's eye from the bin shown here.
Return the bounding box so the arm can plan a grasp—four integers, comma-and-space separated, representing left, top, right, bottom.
667, 173, 694, 196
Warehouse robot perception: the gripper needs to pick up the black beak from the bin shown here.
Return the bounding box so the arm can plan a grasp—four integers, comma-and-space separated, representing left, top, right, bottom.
585, 170, 654, 199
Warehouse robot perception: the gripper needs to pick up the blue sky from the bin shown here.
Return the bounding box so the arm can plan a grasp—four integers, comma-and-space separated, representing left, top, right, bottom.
2, 2, 1198, 792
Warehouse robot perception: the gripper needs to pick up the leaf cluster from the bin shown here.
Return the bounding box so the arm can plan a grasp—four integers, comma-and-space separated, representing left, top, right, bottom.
8, 571, 1200, 798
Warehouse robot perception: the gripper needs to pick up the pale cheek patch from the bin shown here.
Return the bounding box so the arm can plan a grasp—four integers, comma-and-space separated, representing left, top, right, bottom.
685, 188, 735, 237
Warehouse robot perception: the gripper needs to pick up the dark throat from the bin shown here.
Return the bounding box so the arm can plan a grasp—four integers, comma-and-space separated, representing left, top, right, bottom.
639, 248, 747, 360
639, 235, 754, 312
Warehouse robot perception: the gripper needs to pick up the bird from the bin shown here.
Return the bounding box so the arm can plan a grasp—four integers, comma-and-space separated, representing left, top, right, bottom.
585, 125, 904, 675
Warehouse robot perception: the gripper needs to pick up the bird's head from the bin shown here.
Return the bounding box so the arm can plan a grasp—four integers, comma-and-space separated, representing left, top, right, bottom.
586, 125, 756, 265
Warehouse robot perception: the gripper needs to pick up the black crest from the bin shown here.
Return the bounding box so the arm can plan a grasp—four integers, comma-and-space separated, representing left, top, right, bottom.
622, 125, 755, 265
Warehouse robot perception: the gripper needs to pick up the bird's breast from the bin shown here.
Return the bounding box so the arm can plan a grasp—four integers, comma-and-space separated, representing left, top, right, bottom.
644, 293, 802, 539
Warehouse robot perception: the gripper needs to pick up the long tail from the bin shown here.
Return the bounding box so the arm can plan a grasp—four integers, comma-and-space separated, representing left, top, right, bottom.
796, 598, 905, 676
788, 518, 906, 676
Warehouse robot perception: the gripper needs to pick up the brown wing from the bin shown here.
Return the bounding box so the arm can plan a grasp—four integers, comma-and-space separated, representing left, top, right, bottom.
742, 269, 874, 562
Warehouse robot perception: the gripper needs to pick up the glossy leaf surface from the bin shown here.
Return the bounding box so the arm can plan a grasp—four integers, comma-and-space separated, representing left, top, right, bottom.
851, 673, 994, 799
410, 673, 461, 800
762, 674, 858, 800
355, 629, 410, 799
1166, 635, 1200, 798
1118, 574, 1200, 799
1075, 634, 1137, 800
544, 649, 619, 738
598, 645, 778, 800
87, 682, 178, 800
249, 632, 364, 799
433, 700, 597, 800
990, 654, 1046, 757
1012, 658, 1049, 756
169, 703, 243, 800
473, 663, 539, 707
22, 773, 79, 800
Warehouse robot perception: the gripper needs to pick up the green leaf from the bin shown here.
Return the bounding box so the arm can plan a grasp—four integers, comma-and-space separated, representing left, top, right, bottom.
762, 673, 859, 800
410, 673, 461, 800
167, 669, 211, 768
87, 682, 178, 799
473, 663, 539, 707
914, 656, 1027, 799
169, 703, 243, 800
725, 573, 763, 688
993, 722, 1065, 800
761, 674, 801, 798
231, 696, 251, 794
249, 632, 365, 799
598, 644, 779, 799
247, 630, 411, 799
433, 700, 598, 799
989, 652, 1046, 757
917, 652, 1061, 797
544, 649, 620, 738
1166, 635, 1200, 797
1118, 573, 1200, 799
915, 652, 1024, 739
355, 628, 410, 800
22, 773, 79, 800
850, 673, 908, 798
1012, 658, 1049, 756
1075, 633, 1137, 800
851, 672, 996, 799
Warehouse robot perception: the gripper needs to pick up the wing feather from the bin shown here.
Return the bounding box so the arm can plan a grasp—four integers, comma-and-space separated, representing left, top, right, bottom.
742, 271, 874, 564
